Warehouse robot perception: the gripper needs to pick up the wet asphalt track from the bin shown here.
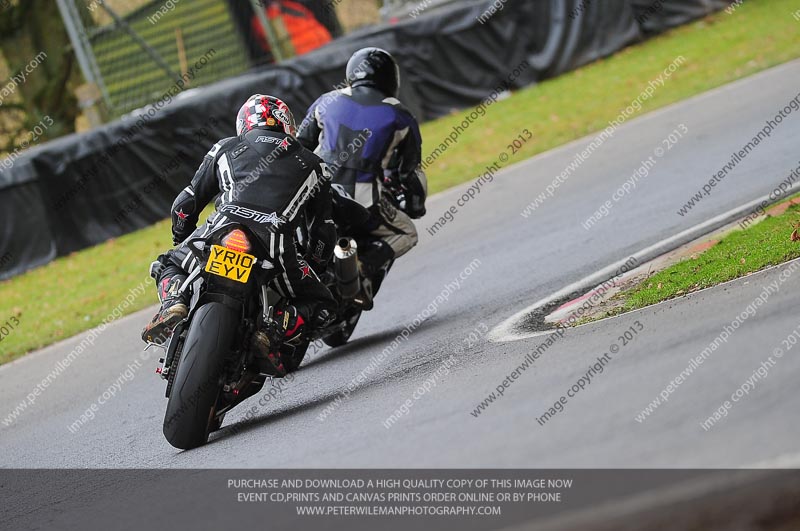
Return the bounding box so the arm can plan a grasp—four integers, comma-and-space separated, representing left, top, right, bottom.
1, 60, 799, 470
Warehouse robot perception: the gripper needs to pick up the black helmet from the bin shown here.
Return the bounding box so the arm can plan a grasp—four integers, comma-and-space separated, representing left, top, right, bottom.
346, 47, 400, 98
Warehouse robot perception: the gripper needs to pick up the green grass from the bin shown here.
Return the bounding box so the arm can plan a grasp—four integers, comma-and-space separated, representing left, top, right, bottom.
0, 204, 214, 365
422, 0, 800, 192
0, 219, 168, 364
1, 0, 800, 363
625, 203, 800, 311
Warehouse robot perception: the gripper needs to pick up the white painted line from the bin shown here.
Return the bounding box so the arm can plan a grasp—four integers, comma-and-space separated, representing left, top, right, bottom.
5, 61, 800, 368
567, 255, 800, 338
488, 184, 800, 343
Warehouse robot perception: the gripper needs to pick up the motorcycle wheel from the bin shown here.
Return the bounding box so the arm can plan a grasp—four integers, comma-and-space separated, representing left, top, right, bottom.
323, 309, 362, 348
162, 302, 238, 450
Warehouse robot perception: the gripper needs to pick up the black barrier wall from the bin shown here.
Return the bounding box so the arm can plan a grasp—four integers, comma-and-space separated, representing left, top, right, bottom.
0, 0, 731, 279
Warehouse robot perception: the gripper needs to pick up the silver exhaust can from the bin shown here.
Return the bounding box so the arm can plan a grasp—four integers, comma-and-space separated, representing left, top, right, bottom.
334, 238, 361, 299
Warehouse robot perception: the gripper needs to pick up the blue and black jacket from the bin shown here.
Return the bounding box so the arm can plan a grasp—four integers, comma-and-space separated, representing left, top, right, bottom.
298, 85, 426, 218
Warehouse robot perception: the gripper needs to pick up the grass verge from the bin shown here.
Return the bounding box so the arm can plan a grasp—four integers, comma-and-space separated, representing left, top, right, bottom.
1, 1, 799, 363
623, 203, 800, 312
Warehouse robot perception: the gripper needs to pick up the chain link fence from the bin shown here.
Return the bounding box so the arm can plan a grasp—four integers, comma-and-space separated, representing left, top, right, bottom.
59, 0, 464, 118
71, 0, 248, 117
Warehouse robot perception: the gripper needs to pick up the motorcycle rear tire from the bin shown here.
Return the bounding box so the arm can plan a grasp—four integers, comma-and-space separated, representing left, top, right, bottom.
162, 302, 238, 450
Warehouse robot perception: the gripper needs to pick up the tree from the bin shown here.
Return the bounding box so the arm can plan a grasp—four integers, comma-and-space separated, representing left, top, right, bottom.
0, 0, 83, 155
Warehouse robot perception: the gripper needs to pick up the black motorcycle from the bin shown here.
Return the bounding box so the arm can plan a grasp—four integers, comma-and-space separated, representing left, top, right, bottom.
149, 213, 390, 450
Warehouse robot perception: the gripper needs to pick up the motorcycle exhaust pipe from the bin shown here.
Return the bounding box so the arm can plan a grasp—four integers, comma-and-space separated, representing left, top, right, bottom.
334, 238, 361, 299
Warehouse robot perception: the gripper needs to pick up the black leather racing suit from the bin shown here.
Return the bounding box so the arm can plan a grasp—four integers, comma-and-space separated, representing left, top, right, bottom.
151, 127, 336, 321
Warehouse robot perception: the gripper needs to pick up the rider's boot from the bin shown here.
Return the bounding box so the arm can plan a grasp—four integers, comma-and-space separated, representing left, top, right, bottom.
141, 275, 189, 344
252, 305, 334, 376
251, 305, 306, 377
277, 305, 307, 342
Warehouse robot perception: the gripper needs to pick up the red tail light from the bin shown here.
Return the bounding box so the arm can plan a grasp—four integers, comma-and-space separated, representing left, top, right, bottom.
222, 229, 251, 253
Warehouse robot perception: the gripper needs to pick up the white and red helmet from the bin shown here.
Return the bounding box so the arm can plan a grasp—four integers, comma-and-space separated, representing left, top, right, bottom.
236, 94, 296, 137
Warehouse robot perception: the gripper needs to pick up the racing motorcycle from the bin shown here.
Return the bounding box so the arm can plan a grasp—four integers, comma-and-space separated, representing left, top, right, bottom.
147, 203, 392, 450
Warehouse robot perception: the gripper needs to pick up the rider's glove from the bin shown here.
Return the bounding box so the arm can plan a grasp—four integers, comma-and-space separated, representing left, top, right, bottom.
172, 228, 194, 247
383, 169, 425, 219
382, 170, 404, 204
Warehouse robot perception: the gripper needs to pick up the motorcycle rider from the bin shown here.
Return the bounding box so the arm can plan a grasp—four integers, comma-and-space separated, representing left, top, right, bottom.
297, 47, 427, 307
142, 94, 336, 347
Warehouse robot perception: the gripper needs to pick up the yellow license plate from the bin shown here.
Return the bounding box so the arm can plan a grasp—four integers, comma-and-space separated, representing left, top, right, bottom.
205, 245, 255, 283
